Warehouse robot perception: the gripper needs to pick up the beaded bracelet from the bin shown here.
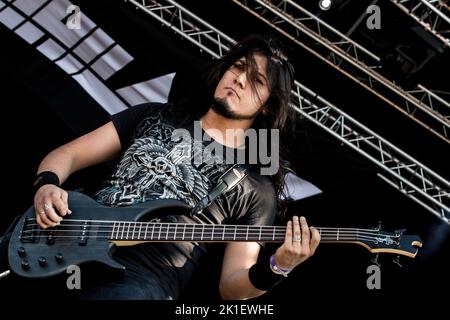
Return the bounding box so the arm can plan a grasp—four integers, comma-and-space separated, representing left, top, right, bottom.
269, 254, 293, 277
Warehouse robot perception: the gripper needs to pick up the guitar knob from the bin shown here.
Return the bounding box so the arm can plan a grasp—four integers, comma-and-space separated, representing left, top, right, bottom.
17, 247, 26, 257
21, 259, 30, 270
55, 253, 64, 263
38, 257, 47, 267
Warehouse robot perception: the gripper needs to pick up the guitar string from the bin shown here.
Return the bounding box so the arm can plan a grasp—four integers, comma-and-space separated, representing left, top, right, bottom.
20, 228, 396, 240
26, 218, 385, 231
20, 228, 391, 240
20, 225, 395, 239
23, 219, 394, 238
17, 234, 383, 243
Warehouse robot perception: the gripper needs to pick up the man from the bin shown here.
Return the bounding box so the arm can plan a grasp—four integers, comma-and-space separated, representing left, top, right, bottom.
31, 35, 320, 299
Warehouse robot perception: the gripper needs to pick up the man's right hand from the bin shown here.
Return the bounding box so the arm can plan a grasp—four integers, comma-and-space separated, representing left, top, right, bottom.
34, 185, 71, 228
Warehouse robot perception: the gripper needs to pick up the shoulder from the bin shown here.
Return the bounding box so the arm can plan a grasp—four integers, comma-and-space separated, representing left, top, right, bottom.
243, 171, 275, 196
131, 102, 169, 117
111, 102, 168, 122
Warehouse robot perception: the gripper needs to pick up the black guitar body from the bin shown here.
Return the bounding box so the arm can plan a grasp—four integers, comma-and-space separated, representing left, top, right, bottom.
8, 191, 190, 279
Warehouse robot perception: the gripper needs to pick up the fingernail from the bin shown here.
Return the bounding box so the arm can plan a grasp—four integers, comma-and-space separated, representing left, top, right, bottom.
68, 209, 72, 215
300, 216, 305, 221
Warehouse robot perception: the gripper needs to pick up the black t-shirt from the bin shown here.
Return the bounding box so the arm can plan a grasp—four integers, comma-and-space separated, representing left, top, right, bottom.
92, 102, 277, 299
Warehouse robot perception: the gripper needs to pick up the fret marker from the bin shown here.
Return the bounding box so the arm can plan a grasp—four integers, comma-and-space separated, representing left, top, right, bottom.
120, 222, 125, 239
144, 223, 149, 240
111, 222, 115, 240
132, 223, 136, 240
138, 223, 142, 240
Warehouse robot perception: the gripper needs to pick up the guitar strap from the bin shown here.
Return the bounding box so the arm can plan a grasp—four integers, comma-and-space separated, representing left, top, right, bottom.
191, 164, 249, 215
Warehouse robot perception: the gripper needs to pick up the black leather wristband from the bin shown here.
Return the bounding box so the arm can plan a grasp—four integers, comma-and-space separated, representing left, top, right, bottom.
32, 171, 60, 196
248, 259, 285, 291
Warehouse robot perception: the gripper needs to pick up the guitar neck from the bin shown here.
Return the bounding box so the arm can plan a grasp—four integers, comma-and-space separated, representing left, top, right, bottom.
109, 221, 361, 242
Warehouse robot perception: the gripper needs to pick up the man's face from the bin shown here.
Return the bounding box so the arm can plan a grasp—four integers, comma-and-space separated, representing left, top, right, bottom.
213, 53, 270, 120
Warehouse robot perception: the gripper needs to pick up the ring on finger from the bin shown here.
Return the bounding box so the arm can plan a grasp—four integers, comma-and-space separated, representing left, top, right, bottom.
294, 235, 301, 242
44, 203, 51, 210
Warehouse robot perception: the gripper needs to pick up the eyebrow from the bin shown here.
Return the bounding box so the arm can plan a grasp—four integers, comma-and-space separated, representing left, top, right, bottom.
236, 58, 268, 84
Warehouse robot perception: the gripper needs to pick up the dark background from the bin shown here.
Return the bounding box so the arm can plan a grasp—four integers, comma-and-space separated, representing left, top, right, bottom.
1, 0, 449, 313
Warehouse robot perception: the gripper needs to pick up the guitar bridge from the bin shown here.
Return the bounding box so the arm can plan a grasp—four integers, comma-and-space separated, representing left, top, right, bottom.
19, 218, 39, 243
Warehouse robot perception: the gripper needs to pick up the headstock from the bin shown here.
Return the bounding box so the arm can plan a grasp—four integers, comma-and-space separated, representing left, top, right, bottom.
358, 225, 422, 258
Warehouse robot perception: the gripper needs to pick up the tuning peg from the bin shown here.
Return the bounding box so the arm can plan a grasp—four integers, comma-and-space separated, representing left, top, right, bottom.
371, 253, 381, 267
372, 221, 382, 231
394, 228, 406, 236
393, 255, 403, 268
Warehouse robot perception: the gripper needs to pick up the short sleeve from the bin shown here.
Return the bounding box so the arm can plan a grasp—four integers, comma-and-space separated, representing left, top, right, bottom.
111, 102, 165, 149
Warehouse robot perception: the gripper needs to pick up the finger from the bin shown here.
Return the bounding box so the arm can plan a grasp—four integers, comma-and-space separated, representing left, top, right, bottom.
35, 200, 51, 228
292, 216, 301, 246
300, 216, 310, 249
35, 210, 49, 229
53, 196, 68, 217
61, 191, 71, 215
284, 220, 293, 248
310, 226, 321, 254
39, 209, 54, 227
43, 201, 62, 224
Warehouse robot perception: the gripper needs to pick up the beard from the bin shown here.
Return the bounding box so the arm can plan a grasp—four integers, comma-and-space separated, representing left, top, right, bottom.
211, 97, 260, 120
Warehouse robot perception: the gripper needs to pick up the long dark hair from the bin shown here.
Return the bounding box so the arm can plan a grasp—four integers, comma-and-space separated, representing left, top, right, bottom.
165, 34, 296, 210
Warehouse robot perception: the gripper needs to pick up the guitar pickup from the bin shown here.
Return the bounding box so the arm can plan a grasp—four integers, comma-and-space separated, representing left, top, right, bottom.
78, 220, 90, 246
46, 229, 56, 245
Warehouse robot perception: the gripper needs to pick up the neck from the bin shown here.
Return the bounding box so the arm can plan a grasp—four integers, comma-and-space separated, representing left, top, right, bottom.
200, 109, 253, 148
107, 222, 365, 242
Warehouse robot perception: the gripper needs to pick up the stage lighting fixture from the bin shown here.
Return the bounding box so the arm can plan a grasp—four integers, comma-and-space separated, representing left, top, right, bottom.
319, 0, 332, 11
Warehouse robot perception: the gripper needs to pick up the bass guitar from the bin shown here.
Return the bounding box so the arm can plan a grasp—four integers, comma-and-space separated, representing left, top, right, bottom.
8, 191, 422, 278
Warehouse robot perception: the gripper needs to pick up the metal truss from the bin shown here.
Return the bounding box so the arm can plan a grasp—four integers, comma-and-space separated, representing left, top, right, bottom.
391, 0, 450, 48
230, 0, 450, 143
129, 0, 235, 58
126, 0, 450, 222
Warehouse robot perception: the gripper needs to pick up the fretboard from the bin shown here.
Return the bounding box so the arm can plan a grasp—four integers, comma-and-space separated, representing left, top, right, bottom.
109, 222, 361, 242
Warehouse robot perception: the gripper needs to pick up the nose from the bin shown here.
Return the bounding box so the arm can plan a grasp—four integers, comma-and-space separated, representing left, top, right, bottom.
234, 71, 247, 89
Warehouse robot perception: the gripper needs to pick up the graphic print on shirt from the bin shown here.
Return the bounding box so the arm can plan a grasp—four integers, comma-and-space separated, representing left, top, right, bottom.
94, 112, 226, 207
